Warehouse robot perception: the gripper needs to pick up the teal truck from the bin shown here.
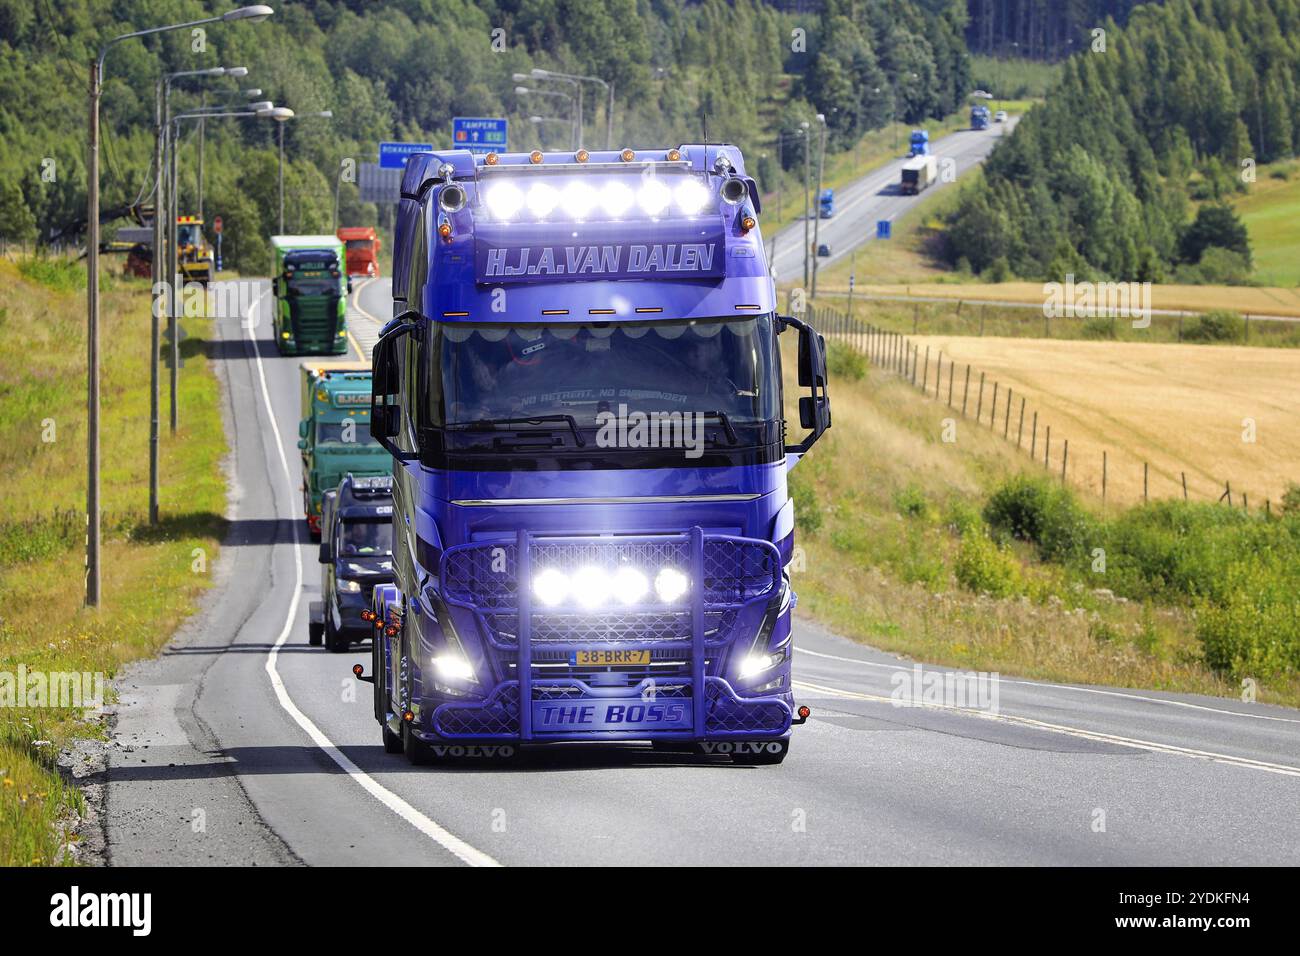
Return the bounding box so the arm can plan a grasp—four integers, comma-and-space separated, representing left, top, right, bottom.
298, 362, 390, 537
271, 235, 350, 355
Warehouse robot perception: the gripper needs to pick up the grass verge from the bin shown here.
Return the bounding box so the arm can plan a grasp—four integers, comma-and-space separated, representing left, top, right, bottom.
0, 257, 227, 865
786, 340, 1300, 707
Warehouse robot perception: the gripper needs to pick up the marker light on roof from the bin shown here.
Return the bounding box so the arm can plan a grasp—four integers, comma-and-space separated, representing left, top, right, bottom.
675, 179, 710, 215
600, 180, 635, 217
485, 182, 524, 219
637, 178, 672, 216
561, 180, 595, 219
526, 182, 560, 218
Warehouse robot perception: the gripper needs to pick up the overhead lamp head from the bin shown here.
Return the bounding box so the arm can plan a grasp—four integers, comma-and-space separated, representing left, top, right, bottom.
224, 5, 274, 22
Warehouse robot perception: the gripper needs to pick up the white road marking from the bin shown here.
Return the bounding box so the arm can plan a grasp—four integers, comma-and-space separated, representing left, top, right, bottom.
794, 678, 1300, 778
797, 645, 1300, 724
245, 285, 501, 867
346, 277, 382, 359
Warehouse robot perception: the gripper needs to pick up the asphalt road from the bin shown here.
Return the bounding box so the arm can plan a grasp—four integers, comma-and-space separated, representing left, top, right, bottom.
102, 277, 1300, 867
768, 119, 1018, 286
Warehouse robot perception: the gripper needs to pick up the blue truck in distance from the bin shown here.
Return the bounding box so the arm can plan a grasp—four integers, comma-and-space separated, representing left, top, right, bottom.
908, 129, 929, 156
970, 105, 991, 130
818, 188, 834, 218
360, 144, 831, 765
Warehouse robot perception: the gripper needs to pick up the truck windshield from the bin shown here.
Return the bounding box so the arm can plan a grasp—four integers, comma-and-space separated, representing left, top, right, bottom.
316, 421, 381, 445
177, 224, 202, 246
345, 239, 373, 252
341, 519, 391, 556
427, 314, 780, 439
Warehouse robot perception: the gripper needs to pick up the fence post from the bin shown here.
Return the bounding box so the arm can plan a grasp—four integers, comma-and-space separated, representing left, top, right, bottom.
911, 345, 918, 385
975, 372, 986, 422
1030, 412, 1038, 458
990, 381, 999, 429
1016, 398, 1025, 447
935, 351, 942, 399
1044, 425, 1051, 467
962, 365, 971, 416
922, 346, 930, 392
948, 360, 955, 406
1003, 388, 1012, 438
1102, 450, 1107, 505
1061, 440, 1068, 483
1181, 471, 1188, 501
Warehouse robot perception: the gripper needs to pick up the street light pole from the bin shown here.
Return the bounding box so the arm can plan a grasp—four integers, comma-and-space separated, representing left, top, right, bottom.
278, 120, 285, 233
801, 120, 811, 290
811, 113, 827, 298
84, 5, 273, 607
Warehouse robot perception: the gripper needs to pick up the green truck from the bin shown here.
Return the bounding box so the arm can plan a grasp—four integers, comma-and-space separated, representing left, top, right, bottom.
298, 362, 390, 537
271, 235, 350, 355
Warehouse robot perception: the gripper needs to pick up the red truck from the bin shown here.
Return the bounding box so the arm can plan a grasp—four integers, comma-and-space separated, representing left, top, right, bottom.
336, 226, 381, 278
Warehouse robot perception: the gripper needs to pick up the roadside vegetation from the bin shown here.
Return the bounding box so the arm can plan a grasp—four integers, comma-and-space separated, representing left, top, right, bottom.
943, 0, 1297, 286
0, 257, 227, 865
786, 341, 1300, 707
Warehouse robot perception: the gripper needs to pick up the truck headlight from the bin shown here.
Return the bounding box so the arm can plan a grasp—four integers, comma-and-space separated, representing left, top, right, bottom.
739, 649, 785, 679
337, 579, 362, 593
532, 567, 569, 607
611, 566, 648, 605
432, 654, 475, 682
654, 567, 689, 602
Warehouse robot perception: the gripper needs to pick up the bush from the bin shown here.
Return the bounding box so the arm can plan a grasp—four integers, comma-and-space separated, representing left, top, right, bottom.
826, 341, 866, 381
893, 483, 929, 519
1195, 246, 1253, 285
1280, 483, 1300, 516
984, 475, 1096, 563
944, 499, 985, 537
1197, 560, 1300, 681
954, 532, 1023, 598
1182, 310, 1244, 342
18, 256, 85, 292
1080, 317, 1116, 339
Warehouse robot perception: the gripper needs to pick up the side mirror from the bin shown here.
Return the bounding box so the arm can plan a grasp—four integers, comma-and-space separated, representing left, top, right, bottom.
370, 316, 419, 462
298, 419, 308, 439
297, 437, 307, 450
781, 314, 831, 453
347, 277, 354, 294
318, 539, 332, 564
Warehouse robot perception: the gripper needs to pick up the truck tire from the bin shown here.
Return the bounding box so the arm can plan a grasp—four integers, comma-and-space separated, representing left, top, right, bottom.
402, 722, 434, 766
308, 620, 323, 646
324, 618, 350, 654
382, 722, 403, 754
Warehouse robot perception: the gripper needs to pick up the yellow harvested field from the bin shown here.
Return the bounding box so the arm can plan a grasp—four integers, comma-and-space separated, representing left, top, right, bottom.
910, 335, 1300, 507
828, 281, 1300, 319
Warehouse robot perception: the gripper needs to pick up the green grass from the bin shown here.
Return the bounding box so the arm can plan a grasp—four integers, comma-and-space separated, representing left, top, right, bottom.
1235, 161, 1300, 287
783, 340, 1300, 707
0, 258, 228, 865
969, 55, 1063, 100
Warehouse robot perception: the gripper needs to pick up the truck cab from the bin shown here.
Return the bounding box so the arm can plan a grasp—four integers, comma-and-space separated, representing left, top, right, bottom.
176, 215, 214, 285
818, 188, 834, 219
271, 235, 349, 355
298, 362, 391, 537
970, 105, 991, 130
908, 129, 930, 157
311, 474, 396, 652
338, 226, 382, 278
363, 144, 831, 766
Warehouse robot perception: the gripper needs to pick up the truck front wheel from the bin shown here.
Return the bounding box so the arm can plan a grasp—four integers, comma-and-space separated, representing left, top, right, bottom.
324, 617, 350, 653
402, 722, 434, 765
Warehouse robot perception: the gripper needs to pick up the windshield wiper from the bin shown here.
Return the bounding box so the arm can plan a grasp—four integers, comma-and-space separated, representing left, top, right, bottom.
699, 411, 738, 445
445, 415, 587, 448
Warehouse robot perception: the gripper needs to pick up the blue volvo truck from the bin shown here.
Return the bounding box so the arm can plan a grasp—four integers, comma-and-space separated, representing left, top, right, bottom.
359, 144, 831, 765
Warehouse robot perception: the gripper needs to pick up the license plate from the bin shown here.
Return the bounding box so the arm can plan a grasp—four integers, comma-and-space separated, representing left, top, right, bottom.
570, 649, 650, 666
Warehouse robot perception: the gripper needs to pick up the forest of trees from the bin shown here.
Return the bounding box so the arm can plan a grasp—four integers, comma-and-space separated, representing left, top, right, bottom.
964, 0, 1151, 59
945, 0, 1299, 283
0, 0, 973, 274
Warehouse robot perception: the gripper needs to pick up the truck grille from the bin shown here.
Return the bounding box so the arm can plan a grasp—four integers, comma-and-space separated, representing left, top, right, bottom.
289, 294, 340, 346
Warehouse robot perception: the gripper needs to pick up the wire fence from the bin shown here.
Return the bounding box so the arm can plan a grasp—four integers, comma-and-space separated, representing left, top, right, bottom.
801, 299, 1283, 516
